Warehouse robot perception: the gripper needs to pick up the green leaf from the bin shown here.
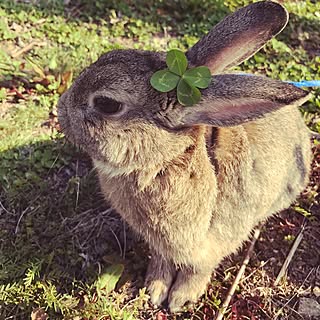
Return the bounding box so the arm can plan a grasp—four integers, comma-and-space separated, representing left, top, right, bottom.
150, 69, 180, 92
49, 56, 58, 70
177, 79, 201, 106
95, 264, 124, 296
166, 49, 188, 76
182, 66, 211, 89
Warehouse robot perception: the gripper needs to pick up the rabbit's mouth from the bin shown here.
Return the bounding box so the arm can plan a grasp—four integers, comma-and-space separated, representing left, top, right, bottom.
57, 100, 108, 161
57, 100, 89, 151
57, 102, 75, 145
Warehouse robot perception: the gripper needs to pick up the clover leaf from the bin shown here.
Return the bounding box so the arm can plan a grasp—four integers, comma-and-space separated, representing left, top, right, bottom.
177, 79, 201, 107
166, 49, 188, 76
182, 66, 211, 89
150, 70, 180, 92
150, 49, 211, 106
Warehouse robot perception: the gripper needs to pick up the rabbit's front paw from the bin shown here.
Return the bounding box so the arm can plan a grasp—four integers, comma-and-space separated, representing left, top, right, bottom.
168, 269, 210, 312
147, 279, 172, 306
145, 255, 176, 306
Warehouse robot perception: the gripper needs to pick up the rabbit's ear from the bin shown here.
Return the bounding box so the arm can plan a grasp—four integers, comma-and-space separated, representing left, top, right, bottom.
186, 1, 288, 74
178, 74, 309, 127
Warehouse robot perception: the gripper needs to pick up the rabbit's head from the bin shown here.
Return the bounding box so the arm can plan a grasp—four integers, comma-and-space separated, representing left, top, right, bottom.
58, 1, 309, 174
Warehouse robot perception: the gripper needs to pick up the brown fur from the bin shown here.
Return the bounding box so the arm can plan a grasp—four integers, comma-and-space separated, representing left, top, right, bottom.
57, 1, 312, 312
187, 1, 288, 73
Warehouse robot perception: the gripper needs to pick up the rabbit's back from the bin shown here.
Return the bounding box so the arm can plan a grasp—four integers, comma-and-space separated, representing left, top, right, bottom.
208, 104, 311, 251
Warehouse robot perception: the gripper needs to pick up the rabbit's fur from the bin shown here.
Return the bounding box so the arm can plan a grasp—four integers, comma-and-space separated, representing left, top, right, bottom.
58, 1, 312, 312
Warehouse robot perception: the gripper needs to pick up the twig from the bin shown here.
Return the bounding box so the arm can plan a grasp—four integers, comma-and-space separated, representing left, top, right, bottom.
15, 205, 40, 234
215, 226, 261, 320
15, 208, 29, 234
274, 224, 305, 286
240, 259, 270, 283
273, 267, 315, 319
11, 41, 46, 58
109, 227, 123, 258
122, 220, 127, 259
75, 160, 80, 209
0, 199, 14, 216
309, 130, 320, 141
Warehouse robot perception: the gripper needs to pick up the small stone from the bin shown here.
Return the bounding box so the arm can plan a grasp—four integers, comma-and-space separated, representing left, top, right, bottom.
298, 297, 320, 317
313, 286, 320, 297
31, 308, 48, 320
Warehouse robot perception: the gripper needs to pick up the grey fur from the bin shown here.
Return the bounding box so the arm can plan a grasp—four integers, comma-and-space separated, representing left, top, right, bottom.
57, 1, 312, 312
187, 1, 289, 73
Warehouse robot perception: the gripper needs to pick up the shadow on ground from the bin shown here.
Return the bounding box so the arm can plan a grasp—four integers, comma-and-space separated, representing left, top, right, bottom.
6, 0, 320, 49
3, 0, 230, 37
0, 138, 148, 318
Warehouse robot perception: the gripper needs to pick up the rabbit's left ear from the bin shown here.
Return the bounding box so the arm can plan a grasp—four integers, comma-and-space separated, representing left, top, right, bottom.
175, 74, 309, 128
186, 1, 288, 74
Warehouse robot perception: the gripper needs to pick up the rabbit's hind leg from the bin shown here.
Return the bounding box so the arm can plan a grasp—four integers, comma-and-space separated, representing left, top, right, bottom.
145, 254, 177, 306
168, 266, 211, 312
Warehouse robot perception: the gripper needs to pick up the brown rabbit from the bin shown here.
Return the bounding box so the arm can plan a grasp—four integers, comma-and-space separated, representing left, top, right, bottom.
58, 1, 311, 312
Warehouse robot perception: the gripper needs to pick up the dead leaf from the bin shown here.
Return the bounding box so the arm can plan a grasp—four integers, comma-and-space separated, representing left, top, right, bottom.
31, 308, 48, 320
156, 311, 167, 320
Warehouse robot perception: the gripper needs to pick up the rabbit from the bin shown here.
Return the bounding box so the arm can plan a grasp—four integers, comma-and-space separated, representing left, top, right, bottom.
57, 1, 312, 312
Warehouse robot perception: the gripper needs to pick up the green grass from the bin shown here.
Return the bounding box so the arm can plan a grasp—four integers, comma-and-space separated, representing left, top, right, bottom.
0, 0, 319, 319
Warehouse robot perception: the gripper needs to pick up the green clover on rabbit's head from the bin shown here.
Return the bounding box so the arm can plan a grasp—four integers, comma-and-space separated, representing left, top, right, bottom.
150, 49, 211, 107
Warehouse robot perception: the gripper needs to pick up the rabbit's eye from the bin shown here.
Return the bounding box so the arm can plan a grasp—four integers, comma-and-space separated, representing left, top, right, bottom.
93, 96, 122, 115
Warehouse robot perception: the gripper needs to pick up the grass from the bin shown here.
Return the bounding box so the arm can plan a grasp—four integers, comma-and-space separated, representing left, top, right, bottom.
0, 0, 319, 319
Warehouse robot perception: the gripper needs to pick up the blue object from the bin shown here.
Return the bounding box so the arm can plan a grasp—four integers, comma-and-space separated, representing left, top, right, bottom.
238, 73, 320, 88
287, 80, 320, 88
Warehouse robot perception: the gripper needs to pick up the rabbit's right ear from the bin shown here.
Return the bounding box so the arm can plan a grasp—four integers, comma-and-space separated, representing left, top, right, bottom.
186, 1, 288, 74
173, 74, 310, 128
